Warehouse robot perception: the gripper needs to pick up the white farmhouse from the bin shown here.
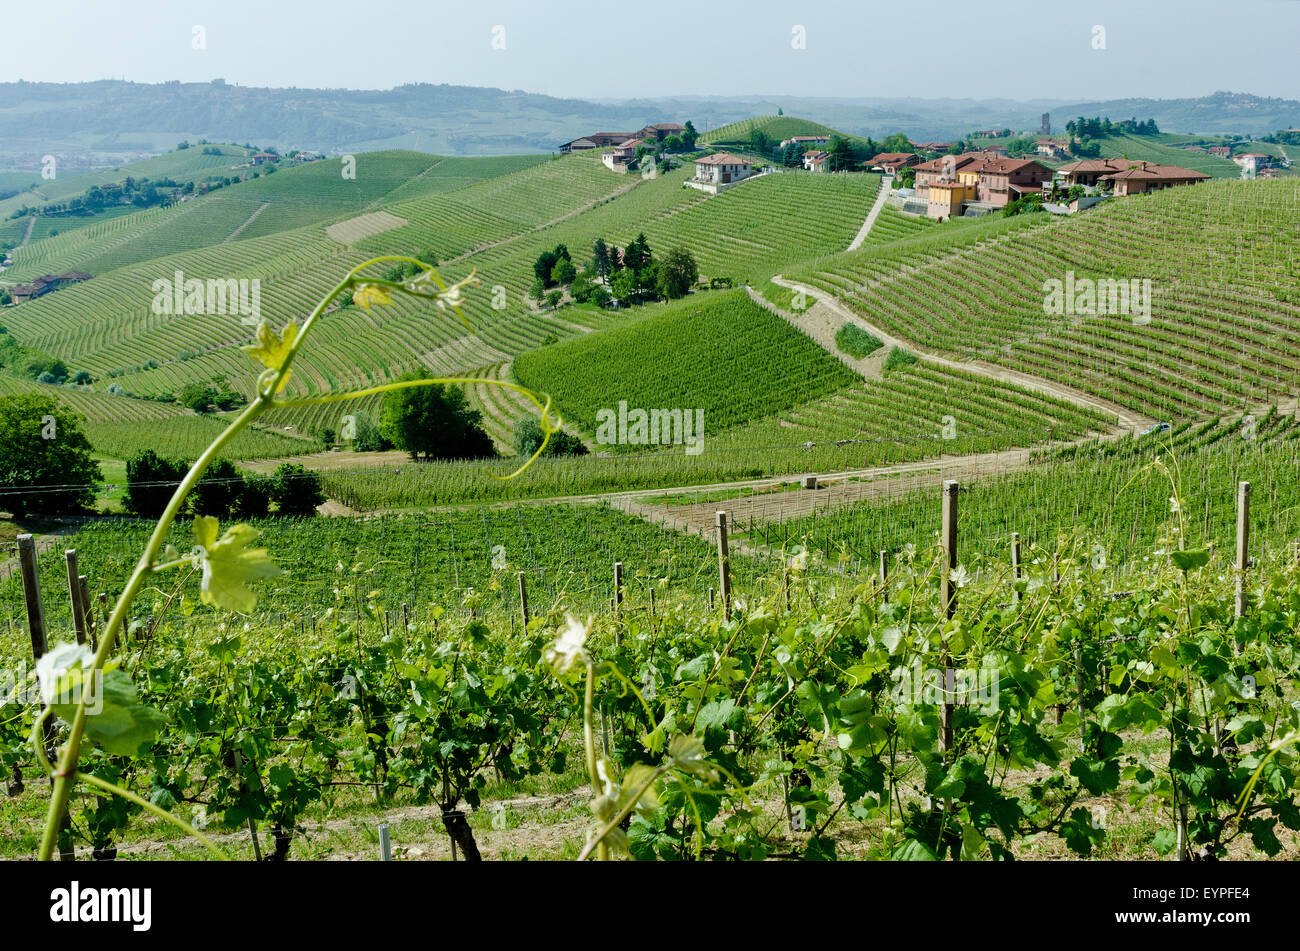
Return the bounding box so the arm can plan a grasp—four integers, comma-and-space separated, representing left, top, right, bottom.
687, 153, 754, 193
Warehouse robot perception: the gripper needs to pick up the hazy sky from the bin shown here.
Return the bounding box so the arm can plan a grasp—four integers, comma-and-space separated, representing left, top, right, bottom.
3, 0, 1297, 101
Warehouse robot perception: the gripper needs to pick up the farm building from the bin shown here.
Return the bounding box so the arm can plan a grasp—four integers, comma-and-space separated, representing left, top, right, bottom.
1099, 161, 1211, 195
866, 152, 920, 174
687, 153, 754, 193
803, 150, 830, 172
11, 271, 91, 303
779, 135, 830, 148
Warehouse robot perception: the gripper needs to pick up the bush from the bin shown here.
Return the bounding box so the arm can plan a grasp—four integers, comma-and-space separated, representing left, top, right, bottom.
379, 371, 497, 462
882, 346, 918, 372
191, 458, 245, 517
124, 450, 188, 519
835, 323, 883, 358
514, 416, 589, 458
236, 474, 273, 519
270, 463, 324, 516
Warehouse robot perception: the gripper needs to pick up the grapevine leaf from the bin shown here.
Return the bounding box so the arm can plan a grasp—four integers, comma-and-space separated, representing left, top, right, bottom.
241, 320, 298, 392
1170, 549, 1209, 572
191, 516, 281, 613
353, 284, 393, 312
37, 645, 163, 756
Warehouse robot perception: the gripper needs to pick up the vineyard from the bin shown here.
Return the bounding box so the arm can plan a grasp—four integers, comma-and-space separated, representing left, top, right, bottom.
791, 179, 1300, 419
3, 455, 1299, 861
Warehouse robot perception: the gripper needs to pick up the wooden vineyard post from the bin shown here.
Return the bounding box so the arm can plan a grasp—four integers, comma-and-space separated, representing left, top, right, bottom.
78, 577, 95, 650
1235, 481, 1251, 619
940, 482, 959, 766
648, 587, 656, 627
64, 551, 88, 646
402, 602, 409, 634
708, 587, 715, 612
1011, 532, 1022, 605
613, 562, 623, 617
378, 823, 392, 861
878, 550, 888, 603
716, 512, 731, 618
17, 536, 74, 861
517, 573, 530, 629
781, 567, 790, 612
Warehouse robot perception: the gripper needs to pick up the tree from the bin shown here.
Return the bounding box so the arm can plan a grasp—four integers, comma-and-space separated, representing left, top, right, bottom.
623, 233, 652, 271
571, 272, 596, 303
0, 394, 101, 516
123, 449, 188, 519
236, 474, 273, 519
656, 247, 698, 299
828, 136, 856, 172
269, 463, 324, 516
589, 285, 611, 308
552, 258, 577, 285
179, 382, 214, 414
379, 371, 496, 461
514, 417, 589, 458
749, 129, 773, 155
682, 121, 699, 150
191, 458, 245, 517
662, 134, 683, 152
533, 249, 558, 285
610, 269, 638, 304
348, 410, 388, 452
592, 238, 611, 280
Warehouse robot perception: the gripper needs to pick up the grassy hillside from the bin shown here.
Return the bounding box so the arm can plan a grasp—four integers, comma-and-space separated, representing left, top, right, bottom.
512, 289, 858, 442
701, 115, 838, 145
1085, 132, 1240, 177
792, 178, 1300, 418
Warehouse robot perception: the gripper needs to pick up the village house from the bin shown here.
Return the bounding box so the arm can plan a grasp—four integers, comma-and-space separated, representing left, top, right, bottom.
780, 135, 830, 149
251, 152, 278, 166
559, 132, 635, 153
1035, 137, 1070, 159
602, 138, 645, 172
1106, 161, 1210, 195
803, 150, 830, 172
11, 271, 91, 304
687, 153, 754, 193
866, 152, 921, 174
1233, 153, 1272, 175
636, 123, 686, 142
913, 152, 1052, 217
1206, 146, 1232, 158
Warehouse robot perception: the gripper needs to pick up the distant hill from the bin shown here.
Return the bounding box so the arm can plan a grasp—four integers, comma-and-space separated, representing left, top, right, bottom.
1, 81, 1296, 167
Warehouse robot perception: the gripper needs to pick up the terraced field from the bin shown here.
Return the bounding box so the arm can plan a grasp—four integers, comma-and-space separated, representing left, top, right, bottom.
790, 178, 1300, 419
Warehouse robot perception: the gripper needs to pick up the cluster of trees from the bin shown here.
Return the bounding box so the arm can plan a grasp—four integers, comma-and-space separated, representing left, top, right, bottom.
1065, 117, 1160, 138
124, 451, 324, 520
658, 121, 699, 153
8, 176, 186, 220
0, 394, 102, 517
178, 379, 245, 413
1263, 130, 1300, 147
0, 329, 91, 385
379, 371, 496, 462
533, 236, 699, 310
513, 416, 588, 457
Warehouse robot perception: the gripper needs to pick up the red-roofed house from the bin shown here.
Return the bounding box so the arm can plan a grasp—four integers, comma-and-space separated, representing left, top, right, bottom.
803, 150, 830, 172
688, 153, 754, 192
867, 152, 921, 174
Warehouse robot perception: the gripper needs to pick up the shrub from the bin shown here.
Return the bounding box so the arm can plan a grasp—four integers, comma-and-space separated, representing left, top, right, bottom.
835, 323, 883, 358
270, 463, 324, 516
882, 346, 918, 372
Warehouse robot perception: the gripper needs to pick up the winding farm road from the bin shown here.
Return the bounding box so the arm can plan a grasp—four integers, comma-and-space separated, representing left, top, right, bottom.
847, 178, 892, 252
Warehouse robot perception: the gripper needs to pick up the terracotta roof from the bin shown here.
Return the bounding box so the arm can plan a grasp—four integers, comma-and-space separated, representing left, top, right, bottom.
1057, 158, 1134, 175
1101, 162, 1210, 182
913, 153, 983, 173
643, 123, 685, 131
965, 157, 1050, 176
868, 152, 917, 164
695, 153, 750, 165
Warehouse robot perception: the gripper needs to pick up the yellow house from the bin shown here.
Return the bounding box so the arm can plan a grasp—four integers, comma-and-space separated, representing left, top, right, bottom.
927, 181, 975, 219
